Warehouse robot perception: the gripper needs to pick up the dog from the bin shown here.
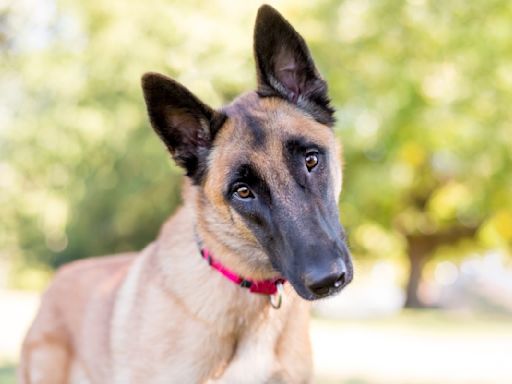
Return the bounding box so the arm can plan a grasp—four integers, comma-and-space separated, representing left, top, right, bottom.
19, 5, 353, 383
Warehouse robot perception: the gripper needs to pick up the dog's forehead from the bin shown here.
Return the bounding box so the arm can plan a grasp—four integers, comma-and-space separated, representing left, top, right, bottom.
204, 92, 341, 206
215, 92, 334, 154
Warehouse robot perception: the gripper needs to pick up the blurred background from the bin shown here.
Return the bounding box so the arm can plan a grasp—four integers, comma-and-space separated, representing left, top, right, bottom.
1, 0, 511, 383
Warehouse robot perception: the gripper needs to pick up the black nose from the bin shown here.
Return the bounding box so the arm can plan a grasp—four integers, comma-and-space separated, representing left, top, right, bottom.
307, 264, 349, 297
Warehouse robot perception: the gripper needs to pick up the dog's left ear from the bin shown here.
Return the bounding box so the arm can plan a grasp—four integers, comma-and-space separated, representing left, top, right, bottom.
254, 5, 334, 125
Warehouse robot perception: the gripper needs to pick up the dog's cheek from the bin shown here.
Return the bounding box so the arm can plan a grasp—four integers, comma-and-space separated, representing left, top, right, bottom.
229, 208, 263, 248
202, 164, 231, 219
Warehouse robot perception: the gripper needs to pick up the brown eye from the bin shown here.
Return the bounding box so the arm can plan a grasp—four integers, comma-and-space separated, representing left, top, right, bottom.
235, 185, 253, 199
305, 153, 319, 171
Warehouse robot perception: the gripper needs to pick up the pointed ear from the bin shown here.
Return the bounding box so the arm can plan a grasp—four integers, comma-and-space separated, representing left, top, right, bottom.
254, 5, 334, 125
141, 72, 226, 184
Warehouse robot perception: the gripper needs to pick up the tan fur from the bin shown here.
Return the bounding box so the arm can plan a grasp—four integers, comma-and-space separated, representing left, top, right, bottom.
19, 95, 342, 384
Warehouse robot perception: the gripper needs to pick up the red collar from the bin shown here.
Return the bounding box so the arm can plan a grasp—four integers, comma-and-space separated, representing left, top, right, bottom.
200, 248, 286, 295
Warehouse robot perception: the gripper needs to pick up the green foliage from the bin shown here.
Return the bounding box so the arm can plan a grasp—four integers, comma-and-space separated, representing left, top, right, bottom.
0, 363, 16, 384
1, 0, 511, 276
327, 0, 512, 259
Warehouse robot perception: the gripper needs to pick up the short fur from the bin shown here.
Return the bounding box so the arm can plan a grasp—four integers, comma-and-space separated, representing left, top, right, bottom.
19, 5, 353, 383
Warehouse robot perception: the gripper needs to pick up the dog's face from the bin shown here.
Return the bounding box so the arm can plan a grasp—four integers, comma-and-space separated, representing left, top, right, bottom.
142, 5, 353, 300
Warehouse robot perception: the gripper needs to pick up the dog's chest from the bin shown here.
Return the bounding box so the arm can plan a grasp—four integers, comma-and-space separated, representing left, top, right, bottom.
207, 308, 288, 383
109, 252, 288, 383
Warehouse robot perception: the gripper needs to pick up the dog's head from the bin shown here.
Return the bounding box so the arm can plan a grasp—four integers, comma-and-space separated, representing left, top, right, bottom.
141, 5, 353, 300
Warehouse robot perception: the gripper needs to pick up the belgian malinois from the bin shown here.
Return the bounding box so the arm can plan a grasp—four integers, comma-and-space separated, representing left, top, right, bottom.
19, 5, 353, 383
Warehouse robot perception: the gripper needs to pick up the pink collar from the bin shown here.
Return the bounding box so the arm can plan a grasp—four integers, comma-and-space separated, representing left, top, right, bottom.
200, 248, 286, 295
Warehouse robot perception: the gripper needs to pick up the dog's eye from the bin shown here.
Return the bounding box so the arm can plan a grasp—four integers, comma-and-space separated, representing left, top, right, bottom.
234, 185, 254, 199
305, 152, 319, 171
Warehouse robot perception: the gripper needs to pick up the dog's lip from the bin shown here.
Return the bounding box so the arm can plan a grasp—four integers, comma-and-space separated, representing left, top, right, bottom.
305, 285, 345, 300
287, 279, 352, 301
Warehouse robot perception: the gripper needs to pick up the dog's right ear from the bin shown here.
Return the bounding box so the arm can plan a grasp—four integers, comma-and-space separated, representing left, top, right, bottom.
141, 72, 225, 184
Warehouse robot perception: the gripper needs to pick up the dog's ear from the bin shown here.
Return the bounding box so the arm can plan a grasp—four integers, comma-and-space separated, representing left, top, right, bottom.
254, 5, 334, 125
141, 72, 226, 184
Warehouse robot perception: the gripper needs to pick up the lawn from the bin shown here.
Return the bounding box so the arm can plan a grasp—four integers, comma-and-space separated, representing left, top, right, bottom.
0, 364, 15, 384
312, 310, 512, 384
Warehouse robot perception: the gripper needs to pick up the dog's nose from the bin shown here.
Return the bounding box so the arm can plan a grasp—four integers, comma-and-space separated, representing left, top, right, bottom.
307, 263, 349, 297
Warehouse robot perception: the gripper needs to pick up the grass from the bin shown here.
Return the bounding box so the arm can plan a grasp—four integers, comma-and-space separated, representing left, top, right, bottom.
312, 310, 512, 384
0, 364, 16, 384
317, 308, 512, 332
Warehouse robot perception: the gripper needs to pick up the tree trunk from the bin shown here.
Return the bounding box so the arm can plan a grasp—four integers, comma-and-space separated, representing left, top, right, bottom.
404, 236, 429, 308
404, 254, 425, 308
403, 226, 478, 309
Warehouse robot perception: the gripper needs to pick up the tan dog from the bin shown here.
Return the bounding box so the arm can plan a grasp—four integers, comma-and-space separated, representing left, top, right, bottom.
19, 5, 353, 383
